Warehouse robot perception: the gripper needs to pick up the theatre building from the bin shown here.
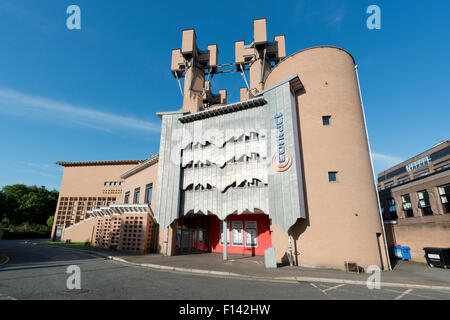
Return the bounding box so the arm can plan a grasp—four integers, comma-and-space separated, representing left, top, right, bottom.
52, 19, 390, 271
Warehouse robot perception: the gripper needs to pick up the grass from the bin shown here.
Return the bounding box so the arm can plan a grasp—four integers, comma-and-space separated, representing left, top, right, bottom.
44, 241, 112, 251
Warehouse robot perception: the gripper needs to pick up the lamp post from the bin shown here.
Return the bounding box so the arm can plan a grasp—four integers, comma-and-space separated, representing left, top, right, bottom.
223, 219, 227, 261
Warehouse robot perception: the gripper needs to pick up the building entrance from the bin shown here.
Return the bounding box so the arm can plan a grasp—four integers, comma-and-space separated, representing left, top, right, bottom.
175, 215, 210, 254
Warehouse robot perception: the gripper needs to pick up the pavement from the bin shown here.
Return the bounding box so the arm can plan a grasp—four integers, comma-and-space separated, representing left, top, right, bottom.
0, 239, 449, 300
47, 241, 450, 291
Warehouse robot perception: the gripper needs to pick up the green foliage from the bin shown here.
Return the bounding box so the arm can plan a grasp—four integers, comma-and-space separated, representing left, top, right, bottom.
8, 222, 50, 233
46, 215, 54, 229
0, 184, 59, 226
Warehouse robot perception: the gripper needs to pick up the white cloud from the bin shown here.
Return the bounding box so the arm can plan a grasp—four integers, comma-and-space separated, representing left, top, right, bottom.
0, 88, 161, 134
327, 8, 347, 29
19, 161, 52, 169
372, 152, 404, 174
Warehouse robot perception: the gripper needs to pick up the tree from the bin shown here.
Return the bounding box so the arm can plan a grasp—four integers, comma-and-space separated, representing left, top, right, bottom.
0, 190, 6, 222
0, 184, 59, 226
47, 215, 54, 230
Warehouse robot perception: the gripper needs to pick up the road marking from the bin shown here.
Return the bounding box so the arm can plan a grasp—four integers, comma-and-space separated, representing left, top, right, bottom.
0, 293, 17, 300
108, 260, 302, 284
310, 282, 329, 296
322, 284, 346, 293
385, 288, 441, 300
0, 255, 10, 265
394, 288, 413, 300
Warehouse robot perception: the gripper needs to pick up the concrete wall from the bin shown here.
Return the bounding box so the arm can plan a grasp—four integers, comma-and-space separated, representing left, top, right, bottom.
61, 217, 98, 243
264, 47, 389, 270
156, 224, 176, 255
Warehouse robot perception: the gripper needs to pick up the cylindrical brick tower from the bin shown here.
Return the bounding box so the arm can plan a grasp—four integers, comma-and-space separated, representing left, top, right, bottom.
265, 46, 390, 270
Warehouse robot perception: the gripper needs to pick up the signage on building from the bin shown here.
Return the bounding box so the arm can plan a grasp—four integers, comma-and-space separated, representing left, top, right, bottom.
272, 113, 293, 172
405, 155, 431, 172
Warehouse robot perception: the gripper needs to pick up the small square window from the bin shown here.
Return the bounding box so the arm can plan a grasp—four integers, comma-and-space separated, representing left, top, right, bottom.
328, 172, 338, 182
322, 116, 331, 126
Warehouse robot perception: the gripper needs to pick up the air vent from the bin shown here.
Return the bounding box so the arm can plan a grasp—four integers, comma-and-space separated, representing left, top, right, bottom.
345, 261, 359, 273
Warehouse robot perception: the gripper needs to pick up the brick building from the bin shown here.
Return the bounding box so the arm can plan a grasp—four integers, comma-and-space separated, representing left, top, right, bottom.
378, 140, 450, 263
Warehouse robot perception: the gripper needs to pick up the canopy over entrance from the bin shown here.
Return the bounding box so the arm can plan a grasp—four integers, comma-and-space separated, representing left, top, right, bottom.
87, 203, 154, 217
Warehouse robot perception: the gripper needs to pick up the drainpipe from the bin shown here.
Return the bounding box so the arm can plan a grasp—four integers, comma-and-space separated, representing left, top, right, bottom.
223, 219, 227, 261
355, 64, 392, 271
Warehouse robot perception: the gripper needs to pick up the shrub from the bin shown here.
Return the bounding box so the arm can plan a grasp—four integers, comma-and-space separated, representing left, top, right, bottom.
9, 222, 49, 233
2, 223, 50, 239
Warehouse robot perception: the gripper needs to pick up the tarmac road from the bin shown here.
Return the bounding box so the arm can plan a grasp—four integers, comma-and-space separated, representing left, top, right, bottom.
0, 240, 449, 300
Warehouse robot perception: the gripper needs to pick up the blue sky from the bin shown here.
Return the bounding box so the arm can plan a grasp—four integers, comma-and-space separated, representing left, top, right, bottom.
0, 0, 448, 191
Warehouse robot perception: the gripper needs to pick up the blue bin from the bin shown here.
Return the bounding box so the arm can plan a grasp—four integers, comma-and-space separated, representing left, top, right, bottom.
392, 246, 411, 260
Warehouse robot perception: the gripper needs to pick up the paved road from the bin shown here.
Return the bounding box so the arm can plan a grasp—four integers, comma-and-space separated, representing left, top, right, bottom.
0, 240, 449, 300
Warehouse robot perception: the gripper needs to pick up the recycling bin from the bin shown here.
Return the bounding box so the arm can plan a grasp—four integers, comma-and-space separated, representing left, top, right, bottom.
424, 247, 450, 269
392, 246, 411, 260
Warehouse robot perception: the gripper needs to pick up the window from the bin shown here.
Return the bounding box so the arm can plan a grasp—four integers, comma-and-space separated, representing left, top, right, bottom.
417, 190, 433, 216
328, 171, 338, 182
231, 221, 243, 246
145, 183, 153, 204
414, 169, 430, 179
438, 184, 450, 214
322, 116, 331, 126
401, 194, 414, 218
388, 198, 396, 212
133, 188, 140, 204
244, 221, 258, 247
124, 192, 130, 204
385, 198, 397, 220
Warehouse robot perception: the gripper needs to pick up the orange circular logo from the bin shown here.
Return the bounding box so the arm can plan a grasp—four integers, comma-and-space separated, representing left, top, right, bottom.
271, 153, 293, 172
